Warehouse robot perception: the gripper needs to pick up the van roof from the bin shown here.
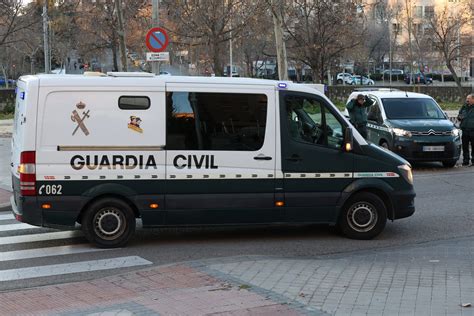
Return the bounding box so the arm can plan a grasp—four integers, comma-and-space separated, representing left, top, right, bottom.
20, 73, 278, 87
18, 73, 326, 98
349, 90, 433, 100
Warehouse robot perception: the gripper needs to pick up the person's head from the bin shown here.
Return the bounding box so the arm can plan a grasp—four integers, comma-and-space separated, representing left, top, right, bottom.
356, 94, 365, 105
466, 94, 474, 105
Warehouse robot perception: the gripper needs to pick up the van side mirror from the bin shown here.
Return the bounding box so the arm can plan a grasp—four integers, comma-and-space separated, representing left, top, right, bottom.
367, 112, 377, 121
343, 127, 354, 152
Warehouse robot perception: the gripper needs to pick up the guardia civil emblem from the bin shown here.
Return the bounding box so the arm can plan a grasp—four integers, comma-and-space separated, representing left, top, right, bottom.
71, 101, 90, 136
128, 116, 143, 133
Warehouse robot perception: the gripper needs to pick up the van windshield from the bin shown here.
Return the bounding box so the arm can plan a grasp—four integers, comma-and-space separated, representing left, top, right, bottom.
381, 98, 445, 119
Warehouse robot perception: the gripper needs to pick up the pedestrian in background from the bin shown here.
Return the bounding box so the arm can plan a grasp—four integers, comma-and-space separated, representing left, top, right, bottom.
458, 94, 474, 166
346, 94, 374, 138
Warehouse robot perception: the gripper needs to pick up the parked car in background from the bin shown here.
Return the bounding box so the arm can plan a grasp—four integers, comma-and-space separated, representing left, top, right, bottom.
0, 77, 15, 86
344, 90, 461, 167
404, 73, 433, 85
336, 72, 353, 84
383, 69, 404, 76
351, 75, 374, 85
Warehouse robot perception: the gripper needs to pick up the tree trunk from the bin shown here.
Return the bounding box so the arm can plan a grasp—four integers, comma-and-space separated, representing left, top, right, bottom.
446, 61, 464, 99
270, 0, 288, 80
212, 42, 223, 76
115, 0, 128, 72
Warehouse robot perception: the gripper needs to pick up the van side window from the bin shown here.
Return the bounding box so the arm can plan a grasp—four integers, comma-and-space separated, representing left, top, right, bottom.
285, 95, 344, 149
118, 96, 150, 110
166, 92, 267, 151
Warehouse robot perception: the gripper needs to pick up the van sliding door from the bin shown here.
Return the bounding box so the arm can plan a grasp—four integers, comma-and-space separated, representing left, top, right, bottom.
164, 84, 278, 225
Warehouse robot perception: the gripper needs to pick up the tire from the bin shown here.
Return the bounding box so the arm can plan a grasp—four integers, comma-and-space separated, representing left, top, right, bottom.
380, 141, 390, 150
442, 160, 457, 168
82, 197, 136, 248
338, 192, 387, 240
337, 79, 343, 84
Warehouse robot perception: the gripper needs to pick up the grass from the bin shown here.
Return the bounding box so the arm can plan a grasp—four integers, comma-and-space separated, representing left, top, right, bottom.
0, 113, 13, 120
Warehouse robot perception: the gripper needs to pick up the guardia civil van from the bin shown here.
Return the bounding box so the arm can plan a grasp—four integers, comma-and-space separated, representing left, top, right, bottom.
345, 90, 461, 167
11, 73, 415, 248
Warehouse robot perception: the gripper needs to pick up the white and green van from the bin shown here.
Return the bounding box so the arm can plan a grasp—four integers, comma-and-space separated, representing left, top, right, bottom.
345, 90, 461, 167
11, 73, 415, 247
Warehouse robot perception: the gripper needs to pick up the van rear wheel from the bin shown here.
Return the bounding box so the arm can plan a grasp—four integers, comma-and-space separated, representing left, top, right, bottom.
338, 192, 387, 240
82, 197, 135, 248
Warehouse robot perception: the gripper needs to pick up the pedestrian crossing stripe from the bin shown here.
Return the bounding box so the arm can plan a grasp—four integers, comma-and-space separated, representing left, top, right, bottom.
0, 231, 83, 245
0, 244, 108, 262
0, 214, 13, 221
0, 223, 40, 232
0, 256, 152, 282
0, 213, 153, 282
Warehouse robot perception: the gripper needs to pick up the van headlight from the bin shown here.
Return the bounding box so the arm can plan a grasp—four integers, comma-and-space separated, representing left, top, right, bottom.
398, 164, 413, 185
392, 128, 412, 138
451, 128, 460, 137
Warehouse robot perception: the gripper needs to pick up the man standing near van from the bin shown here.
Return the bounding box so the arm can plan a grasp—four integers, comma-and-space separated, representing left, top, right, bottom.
346, 94, 374, 138
458, 94, 474, 166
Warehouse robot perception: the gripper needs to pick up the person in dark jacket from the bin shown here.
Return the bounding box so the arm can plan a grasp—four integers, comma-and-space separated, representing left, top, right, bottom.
458, 94, 474, 166
346, 94, 374, 138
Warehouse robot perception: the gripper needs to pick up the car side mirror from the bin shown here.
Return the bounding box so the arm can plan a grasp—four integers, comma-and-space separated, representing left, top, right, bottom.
343, 127, 354, 152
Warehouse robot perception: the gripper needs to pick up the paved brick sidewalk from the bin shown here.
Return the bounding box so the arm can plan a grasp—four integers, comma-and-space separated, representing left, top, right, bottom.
0, 264, 307, 316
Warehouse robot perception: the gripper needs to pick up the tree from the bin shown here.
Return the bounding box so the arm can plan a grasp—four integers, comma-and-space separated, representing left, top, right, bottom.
425, 1, 473, 97
162, 0, 262, 76
0, 1, 39, 80
284, 0, 366, 83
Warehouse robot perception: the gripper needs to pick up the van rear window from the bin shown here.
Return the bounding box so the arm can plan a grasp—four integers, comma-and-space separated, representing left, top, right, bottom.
166, 92, 267, 151
118, 96, 150, 110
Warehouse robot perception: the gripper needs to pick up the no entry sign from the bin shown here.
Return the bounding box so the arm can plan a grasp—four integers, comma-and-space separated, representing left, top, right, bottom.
146, 27, 169, 53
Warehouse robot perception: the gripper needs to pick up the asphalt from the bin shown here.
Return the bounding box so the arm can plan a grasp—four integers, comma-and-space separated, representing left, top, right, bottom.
1, 118, 474, 315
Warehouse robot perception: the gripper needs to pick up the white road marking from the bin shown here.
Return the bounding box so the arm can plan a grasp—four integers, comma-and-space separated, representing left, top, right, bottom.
0, 256, 152, 281
0, 244, 107, 262
0, 223, 39, 232
0, 214, 13, 221
0, 230, 83, 245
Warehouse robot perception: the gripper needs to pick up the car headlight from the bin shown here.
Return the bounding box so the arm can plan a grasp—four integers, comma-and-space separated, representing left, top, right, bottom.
451, 128, 460, 137
392, 128, 412, 138
398, 164, 413, 185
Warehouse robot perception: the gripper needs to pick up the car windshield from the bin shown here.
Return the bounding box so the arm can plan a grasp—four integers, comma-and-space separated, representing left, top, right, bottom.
381, 98, 445, 119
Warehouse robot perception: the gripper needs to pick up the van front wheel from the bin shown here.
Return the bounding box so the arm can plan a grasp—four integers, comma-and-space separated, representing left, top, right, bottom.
338, 192, 387, 240
82, 198, 136, 248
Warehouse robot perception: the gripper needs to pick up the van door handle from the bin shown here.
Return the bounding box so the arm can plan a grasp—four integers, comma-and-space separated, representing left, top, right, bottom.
254, 155, 272, 161
286, 155, 302, 162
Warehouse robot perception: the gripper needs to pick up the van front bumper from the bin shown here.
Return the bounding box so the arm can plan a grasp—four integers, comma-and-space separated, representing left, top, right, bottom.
390, 189, 416, 220
392, 138, 461, 162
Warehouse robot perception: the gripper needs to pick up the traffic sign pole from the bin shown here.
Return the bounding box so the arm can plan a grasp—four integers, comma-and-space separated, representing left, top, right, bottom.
152, 0, 159, 75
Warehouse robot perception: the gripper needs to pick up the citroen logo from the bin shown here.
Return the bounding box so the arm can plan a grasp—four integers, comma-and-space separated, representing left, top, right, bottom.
428, 129, 435, 135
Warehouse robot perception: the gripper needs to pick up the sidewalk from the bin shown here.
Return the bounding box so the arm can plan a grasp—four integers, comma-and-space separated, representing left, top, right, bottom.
1, 236, 474, 315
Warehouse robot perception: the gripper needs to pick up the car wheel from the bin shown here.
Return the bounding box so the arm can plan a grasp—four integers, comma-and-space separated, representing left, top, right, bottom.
380, 141, 390, 150
82, 197, 136, 248
338, 192, 387, 240
442, 160, 457, 168
337, 79, 343, 84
